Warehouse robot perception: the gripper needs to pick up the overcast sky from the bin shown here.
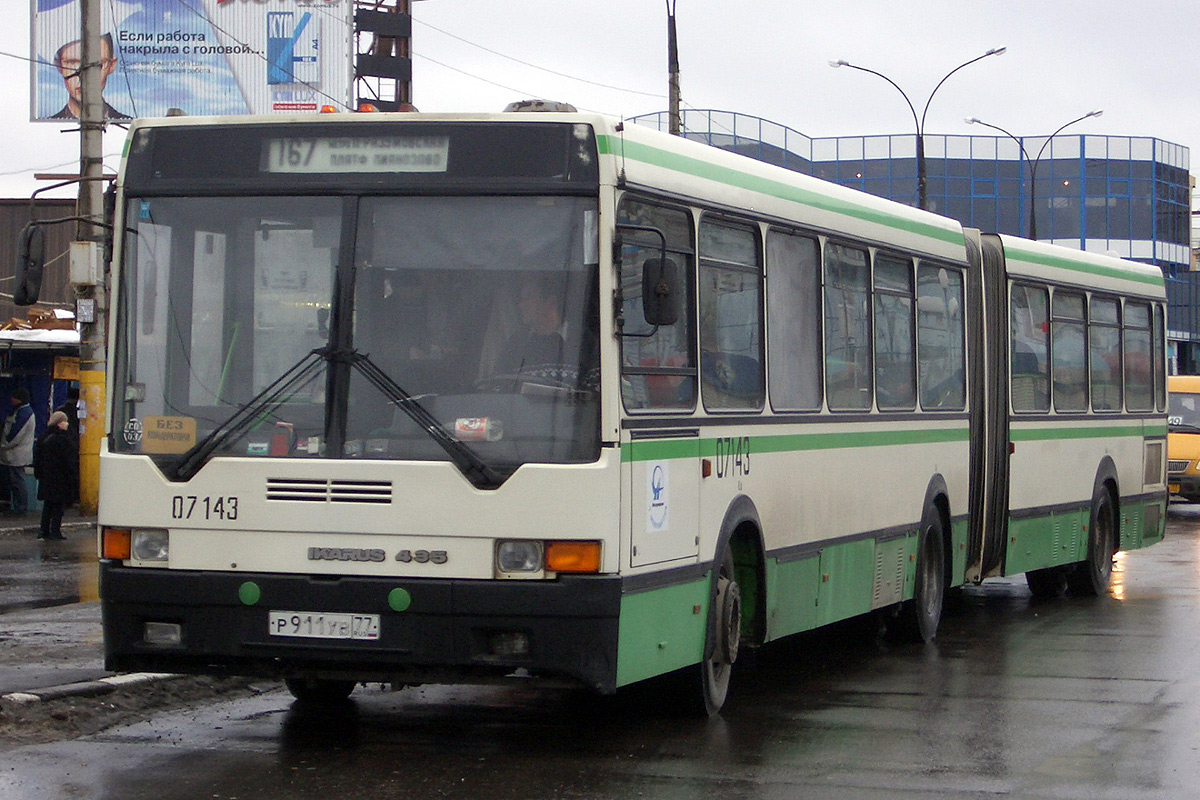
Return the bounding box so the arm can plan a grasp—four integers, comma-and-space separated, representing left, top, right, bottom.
2, 0, 1197, 203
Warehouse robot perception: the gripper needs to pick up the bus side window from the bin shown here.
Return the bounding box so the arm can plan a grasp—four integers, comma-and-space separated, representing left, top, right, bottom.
766, 230, 821, 411
1154, 304, 1167, 412
916, 265, 965, 410
873, 253, 916, 411
617, 197, 696, 411
824, 242, 872, 411
1010, 284, 1050, 412
1090, 296, 1122, 412
1124, 300, 1153, 411
698, 218, 763, 411
1052, 290, 1088, 412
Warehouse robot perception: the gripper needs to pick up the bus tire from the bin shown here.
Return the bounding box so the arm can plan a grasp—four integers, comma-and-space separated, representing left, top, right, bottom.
1068, 484, 1117, 597
284, 677, 356, 703
895, 505, 946, 643
696, 547, 741, 716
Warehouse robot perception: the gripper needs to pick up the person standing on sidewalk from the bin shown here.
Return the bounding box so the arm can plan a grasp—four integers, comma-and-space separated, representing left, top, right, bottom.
33, 410, 78, 539
0, 388, 35, 516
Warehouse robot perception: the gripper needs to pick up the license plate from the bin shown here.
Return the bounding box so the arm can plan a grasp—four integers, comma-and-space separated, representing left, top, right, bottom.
268, 611, 380, 640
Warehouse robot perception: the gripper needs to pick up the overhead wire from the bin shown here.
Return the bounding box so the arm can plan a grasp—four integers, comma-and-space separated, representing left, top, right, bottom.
414, 19, 664, 100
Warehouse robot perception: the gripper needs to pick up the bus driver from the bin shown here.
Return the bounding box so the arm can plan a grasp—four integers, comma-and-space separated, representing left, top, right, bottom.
497, 273, 569, 375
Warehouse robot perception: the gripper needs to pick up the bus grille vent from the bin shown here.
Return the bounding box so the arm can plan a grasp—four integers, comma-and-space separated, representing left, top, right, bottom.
871, 538, 906, 609
266, 479, 393, 504
1168, 459, 1189, 474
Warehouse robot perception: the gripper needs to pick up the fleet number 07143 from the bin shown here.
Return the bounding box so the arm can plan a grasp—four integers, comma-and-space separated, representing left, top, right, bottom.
171, 495, 239, 521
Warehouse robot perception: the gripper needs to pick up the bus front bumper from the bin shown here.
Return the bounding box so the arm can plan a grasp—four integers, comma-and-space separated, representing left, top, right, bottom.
100, 563, 623, 693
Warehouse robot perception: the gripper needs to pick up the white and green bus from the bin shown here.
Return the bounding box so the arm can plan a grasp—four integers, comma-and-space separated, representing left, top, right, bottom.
95, 112, 1167, 714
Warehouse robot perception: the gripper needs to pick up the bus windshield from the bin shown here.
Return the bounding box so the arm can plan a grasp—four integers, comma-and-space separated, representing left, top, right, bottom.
1169, 391, 1200, 433
114, 194, 601, 483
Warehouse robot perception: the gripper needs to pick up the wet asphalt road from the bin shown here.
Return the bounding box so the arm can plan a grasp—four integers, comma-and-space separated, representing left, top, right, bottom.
0, 522, 96, 614
3, 509, 1200, 799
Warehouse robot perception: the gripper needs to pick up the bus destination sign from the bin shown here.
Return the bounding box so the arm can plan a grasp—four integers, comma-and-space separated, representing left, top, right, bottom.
263, 136, 450, 174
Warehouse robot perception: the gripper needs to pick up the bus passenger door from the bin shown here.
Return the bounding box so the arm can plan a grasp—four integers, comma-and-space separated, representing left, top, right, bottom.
628, 432, 701, 568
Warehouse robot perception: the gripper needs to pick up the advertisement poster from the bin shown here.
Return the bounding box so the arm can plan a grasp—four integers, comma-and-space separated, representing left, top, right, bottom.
31, 0, 353, 122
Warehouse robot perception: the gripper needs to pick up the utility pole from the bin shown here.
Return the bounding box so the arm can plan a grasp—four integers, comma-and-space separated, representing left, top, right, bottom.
75, 0, 107, 514
666, 0, 681, 135
354, 0, 415, 111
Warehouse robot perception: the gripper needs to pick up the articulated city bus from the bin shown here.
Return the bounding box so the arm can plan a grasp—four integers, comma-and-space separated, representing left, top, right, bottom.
96, 112, 1167, 715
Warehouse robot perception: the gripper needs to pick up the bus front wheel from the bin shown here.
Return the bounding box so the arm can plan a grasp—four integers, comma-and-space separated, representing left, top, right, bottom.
697, 547, 741, 716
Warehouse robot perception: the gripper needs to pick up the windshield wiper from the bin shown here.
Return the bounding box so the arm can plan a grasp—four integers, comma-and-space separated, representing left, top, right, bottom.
166, 349, 327, 482
347, 351, 505, 490
164, 346, 504, 489
1169, 422, 1200, 434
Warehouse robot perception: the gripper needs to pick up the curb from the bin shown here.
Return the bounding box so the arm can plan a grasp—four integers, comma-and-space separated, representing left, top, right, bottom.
1, 673, 178, 704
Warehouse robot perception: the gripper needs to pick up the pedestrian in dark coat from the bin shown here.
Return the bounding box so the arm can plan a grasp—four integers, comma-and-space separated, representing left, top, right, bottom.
33, 411, 78, 540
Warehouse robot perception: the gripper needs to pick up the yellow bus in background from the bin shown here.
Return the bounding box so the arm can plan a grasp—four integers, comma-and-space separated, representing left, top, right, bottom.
1168, 375, 1200, 502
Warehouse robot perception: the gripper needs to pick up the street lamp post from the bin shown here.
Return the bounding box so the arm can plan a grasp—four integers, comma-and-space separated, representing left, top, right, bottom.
964, 110, 1103, 240
830, 47, 1006, 210
666, 0, 681, 135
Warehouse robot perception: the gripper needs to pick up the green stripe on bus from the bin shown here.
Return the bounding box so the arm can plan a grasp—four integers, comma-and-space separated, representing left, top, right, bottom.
1009, 423, 1162, 442
620, 437, 701, 462
622, 426, 968, 462
597, 135, 964, 248
1003, 245, 1164, 288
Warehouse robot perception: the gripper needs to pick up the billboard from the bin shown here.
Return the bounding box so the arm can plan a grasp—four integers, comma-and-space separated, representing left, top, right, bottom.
31, 0, 354, 122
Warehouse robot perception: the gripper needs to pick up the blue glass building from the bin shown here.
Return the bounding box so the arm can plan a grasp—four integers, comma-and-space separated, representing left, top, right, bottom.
632, 110, 1198, 369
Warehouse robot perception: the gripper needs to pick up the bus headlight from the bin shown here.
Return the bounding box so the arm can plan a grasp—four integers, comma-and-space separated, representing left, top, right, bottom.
495, 541, 543, 575
131, 529, 170, 562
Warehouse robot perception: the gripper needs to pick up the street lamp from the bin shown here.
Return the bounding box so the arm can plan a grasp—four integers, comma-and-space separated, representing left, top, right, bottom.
830, 47, 1006, 210
964, 109, 1103, 240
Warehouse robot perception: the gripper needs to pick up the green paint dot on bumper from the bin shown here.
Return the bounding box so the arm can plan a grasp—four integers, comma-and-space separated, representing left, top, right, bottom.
388, 588, 412, 612
238, 581, 261, 606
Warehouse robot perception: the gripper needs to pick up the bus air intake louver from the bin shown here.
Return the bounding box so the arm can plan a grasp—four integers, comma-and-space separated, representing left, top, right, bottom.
267, 479, 393, 504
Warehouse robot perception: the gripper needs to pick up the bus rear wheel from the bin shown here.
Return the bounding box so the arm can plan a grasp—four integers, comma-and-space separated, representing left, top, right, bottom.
1068, 485, 1117, 597
284, 677, 357, 703
697, 547, 741, 716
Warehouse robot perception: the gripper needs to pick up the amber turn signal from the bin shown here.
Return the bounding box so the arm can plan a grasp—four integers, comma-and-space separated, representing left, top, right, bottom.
545, 541, 601, 573
102, 528, 132, 560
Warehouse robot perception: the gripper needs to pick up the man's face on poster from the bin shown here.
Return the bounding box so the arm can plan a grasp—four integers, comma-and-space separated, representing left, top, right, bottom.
55, 35, 117, 104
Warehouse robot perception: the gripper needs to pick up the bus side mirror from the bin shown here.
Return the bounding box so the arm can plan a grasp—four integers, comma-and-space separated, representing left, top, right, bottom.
13, 224, 45, 306
642, 257, 679, 327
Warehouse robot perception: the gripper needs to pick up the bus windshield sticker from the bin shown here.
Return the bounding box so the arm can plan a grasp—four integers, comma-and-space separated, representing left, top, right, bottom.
263, 136, 450, 174
142, 416, 197, 454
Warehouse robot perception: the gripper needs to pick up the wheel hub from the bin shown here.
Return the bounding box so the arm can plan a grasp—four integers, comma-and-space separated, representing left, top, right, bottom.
714, 575, 741, 665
